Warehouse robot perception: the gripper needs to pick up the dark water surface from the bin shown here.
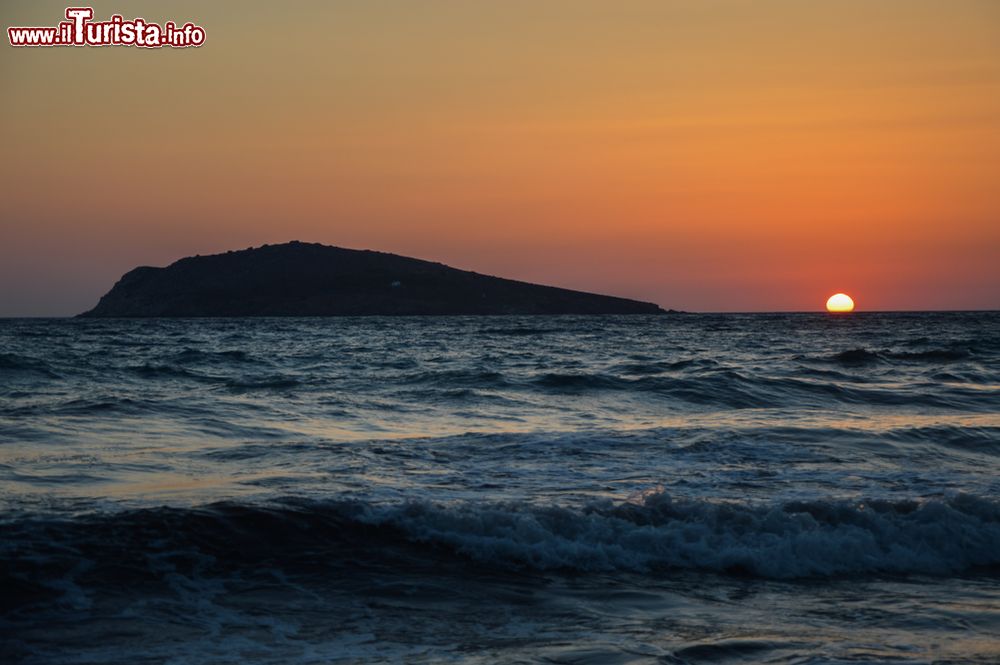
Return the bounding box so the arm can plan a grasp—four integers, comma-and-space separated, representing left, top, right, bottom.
2, 313, 999, 663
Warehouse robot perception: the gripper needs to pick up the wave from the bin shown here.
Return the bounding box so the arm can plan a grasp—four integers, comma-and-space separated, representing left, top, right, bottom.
170, 347, 257, 365
4, 492, 998, 613
612, 358, 719, 376
399, 369, 509, 389
522, 369, 996, 410
129, 362, 213, 381
222, 374, 302, 391
829, 347, 973, 366
0, 352, 60, 378
352, 492, 1000, 578
883, 424, 1000, 454
480, 327, 567, 336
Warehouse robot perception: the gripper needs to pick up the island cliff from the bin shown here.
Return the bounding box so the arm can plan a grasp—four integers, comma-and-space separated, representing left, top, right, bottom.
79, 242, 666, 317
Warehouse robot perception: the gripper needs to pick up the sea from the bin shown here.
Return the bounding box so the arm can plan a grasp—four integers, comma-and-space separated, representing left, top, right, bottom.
1, 312, 998, 664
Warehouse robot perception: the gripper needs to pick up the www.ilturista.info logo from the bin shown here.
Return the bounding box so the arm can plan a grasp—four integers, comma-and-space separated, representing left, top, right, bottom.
8, 7, 205, 48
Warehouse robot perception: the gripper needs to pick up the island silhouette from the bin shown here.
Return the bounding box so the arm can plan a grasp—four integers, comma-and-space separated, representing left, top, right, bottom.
79, 241, 667, 317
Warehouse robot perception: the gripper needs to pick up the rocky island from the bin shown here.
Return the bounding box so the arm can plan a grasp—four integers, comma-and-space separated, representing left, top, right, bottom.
79, 242, 666, 317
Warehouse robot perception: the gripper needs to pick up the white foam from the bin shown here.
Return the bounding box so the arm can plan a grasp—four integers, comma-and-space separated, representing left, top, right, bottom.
349, 492, 1000, 578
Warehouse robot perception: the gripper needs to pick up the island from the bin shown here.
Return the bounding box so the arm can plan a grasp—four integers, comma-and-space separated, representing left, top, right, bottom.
79, 242, 668, 317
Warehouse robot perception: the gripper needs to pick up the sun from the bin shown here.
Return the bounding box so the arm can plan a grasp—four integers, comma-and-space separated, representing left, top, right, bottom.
826, 293, 855, 313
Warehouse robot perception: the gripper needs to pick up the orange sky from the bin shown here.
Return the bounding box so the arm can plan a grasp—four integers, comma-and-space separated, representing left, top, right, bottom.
2, 0, 998, 314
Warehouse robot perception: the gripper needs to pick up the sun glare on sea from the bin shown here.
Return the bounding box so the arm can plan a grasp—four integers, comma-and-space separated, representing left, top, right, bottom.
826, 293, 855, 313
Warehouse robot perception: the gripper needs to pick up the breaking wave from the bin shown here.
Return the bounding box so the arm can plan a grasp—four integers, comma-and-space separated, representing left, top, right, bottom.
5, 491, 999, 616
348, 492, 1000, 578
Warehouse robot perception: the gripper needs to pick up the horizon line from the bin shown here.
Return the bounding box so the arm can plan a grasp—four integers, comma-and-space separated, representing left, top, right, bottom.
1, 309, 997, 319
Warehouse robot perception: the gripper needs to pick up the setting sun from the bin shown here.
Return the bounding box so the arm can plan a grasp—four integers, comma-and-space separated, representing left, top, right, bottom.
826, 293, 855, 313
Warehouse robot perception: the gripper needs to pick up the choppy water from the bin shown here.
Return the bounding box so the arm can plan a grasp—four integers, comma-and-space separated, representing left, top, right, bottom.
1, 313, 999, 664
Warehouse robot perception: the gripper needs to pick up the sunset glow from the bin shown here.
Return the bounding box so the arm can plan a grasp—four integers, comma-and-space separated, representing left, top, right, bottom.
1, 1, 999, 315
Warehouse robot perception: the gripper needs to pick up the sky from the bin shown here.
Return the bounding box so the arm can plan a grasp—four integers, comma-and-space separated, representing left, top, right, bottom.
1, 0, 998, 315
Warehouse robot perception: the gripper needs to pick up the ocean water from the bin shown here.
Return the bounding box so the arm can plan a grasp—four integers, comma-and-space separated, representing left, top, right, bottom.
1, 312, 999, 664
